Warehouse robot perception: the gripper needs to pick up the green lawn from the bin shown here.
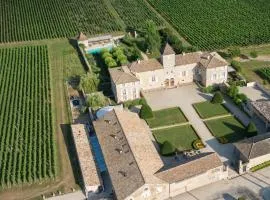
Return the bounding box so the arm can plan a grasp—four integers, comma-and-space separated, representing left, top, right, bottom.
153, 125, 199, 152
205, 116, 247, 143
146, 107, 187, 128
193, 101, 229, 119
239, 60, 270, 90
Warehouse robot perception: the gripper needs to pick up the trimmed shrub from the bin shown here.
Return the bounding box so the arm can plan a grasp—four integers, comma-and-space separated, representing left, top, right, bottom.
202, 85, 214, 93
246, 122, 258, 137
192, 139, 205, 150
139, 104, 153, 119
211, 91, 223, 104
228, 84, 239, 98
237, 93, 248, 103
250, 50, 258, 58
161, 141, 176, 156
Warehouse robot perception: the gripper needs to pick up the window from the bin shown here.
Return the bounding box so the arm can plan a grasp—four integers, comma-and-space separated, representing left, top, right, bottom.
213, 73, 217, 80
152, 74, 156, 82
133, 88, 137, 99
122, 89, 127, 101
182, 71, 186, 77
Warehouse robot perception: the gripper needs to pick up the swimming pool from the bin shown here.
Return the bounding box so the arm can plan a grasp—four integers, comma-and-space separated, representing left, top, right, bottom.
89, 135, 107, 172
86, 45, 113, 54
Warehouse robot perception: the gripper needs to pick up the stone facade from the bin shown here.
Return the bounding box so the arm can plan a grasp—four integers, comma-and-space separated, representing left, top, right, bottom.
109, 44, 228, 103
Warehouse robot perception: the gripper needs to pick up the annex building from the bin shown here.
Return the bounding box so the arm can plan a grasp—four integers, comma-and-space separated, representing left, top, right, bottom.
109, 44, 228, 102
234, 132, 270, 174
93, 109, 228, 200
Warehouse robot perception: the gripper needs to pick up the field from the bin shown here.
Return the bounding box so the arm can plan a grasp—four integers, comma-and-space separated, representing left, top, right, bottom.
109, 0, 164, 29
239, 60, 270, 90
0, 0, 123, 42
205, 116, 247, 143
193, 101, 229, 119
146, 107, 187, 128
0, 46, 55, 187
148, 0, 270, 49
153, 125, 199, 152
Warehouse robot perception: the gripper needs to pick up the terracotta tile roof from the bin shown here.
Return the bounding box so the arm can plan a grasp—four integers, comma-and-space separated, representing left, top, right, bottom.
251, 99, 270, 123
199, 52, 228, 68
175, 52, 202, 66
162, 43, 175, 55
71, 124, 102, 187
77, 32, 88, 41
155, 152, 222, 183
93, 109, 165, 200
234, 132, 270, 161
109, 67, 139, 84
129, 59, 163, 73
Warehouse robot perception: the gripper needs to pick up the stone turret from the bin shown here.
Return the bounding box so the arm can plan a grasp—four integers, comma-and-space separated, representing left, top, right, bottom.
161, 43, 175, 68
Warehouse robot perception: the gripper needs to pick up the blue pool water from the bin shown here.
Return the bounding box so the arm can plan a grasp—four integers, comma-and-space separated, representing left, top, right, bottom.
89, 135, 107, 172
86, 45, 113, 54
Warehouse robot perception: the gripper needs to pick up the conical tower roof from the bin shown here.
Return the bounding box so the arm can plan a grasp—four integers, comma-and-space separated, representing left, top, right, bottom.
77, 32, 88, 41
162, 43, 175, 55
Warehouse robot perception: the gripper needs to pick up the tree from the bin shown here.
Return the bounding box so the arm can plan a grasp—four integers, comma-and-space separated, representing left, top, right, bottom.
211, 91, 223, 104
86, 92, 107, 109
139, 104, 153, 119
143, 20, 161, 56
79, 73, 100, 94
246, 122, 258, 137
231, 60, 242, 72
161, 141, 175, 156
228, 83, 239, 98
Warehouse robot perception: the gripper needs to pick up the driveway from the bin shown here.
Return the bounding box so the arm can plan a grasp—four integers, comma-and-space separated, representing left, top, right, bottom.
172, 166, 270, 200
143, 84, 239, 163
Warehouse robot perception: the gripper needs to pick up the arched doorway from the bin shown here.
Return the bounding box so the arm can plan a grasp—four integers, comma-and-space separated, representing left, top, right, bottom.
165, 79, 169, 87
170, 78, 175, 87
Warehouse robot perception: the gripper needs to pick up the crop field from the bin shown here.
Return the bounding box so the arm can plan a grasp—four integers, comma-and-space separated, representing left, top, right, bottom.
0, 46, 55, 187
109, 0, 164, 29
148, 0, 270, 49
257, 67, 270, 82
0, 0, 123, 43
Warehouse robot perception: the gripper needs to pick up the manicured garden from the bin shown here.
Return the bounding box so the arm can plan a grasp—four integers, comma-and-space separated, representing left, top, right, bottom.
153, 125, 199, 154
205, 116, 247, 143
193, 101, 229, 119
146, 107, 187, 128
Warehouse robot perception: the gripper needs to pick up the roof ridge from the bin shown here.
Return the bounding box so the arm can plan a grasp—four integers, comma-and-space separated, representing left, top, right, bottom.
248, 139, 255, 159
160, 152, 216, 173
113, 110, 146, 184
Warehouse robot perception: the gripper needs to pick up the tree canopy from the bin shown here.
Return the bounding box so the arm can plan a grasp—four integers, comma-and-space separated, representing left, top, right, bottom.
143, 20, 161, 56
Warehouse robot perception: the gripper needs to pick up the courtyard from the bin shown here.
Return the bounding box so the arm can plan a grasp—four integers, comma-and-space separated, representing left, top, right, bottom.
143, 84, 250, 162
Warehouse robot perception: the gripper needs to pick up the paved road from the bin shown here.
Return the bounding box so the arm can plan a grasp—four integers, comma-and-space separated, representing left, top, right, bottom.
173, 166, 270, 200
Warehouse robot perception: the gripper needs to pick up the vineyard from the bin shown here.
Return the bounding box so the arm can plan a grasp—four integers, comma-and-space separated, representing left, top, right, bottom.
257, 67, 270, 82
148, 0, 270, 50
109, 0, 164, 29
0, 0, 123, 42
0, 46, 55, 187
